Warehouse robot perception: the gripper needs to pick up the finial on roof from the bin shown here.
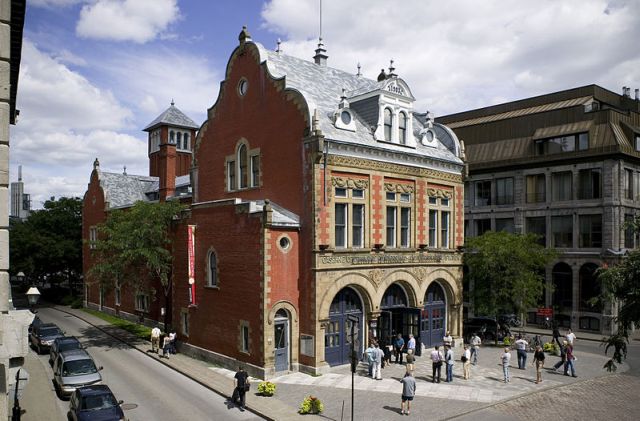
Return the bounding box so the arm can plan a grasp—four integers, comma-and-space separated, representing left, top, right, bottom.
276, 38, 282, 54
313, 37, 328, 66
377, 68, 386, 82
123, 165, 127, 175
238, 25, 252, 45
356, 62, 361, 77
388, 59, 396, 78
93, 158, 100, 170
339, 88, 349, 109
170, 99, 175, 106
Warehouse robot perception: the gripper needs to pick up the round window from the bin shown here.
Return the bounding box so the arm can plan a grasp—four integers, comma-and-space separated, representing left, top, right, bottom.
422, 129, 435, 145
238, 79, 248, 96
279, 236, 291, 251
340, 110, 352, 125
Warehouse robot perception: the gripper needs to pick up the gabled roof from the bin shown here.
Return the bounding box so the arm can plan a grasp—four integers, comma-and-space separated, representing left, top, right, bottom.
98, 171, 158, 208
144, 103, 199, 132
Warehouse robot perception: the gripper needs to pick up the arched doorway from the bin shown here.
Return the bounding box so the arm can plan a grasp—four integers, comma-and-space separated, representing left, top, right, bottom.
421, 282, 446, 347
377, 283, 418, 347
579, 263, 601, 312
274, 309, 289, 372
552, 263, 572, 310
325, 287, 363, 366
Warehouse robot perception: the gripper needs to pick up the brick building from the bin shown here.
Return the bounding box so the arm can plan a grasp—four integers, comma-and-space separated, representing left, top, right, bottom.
83, 28, 466, 378
437, 85, 640, 335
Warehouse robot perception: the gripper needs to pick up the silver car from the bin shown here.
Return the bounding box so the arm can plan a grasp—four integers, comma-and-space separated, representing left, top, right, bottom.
53, 349, 103, 399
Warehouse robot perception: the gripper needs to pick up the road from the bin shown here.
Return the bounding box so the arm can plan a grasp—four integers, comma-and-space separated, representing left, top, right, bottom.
30, 307, 263, 421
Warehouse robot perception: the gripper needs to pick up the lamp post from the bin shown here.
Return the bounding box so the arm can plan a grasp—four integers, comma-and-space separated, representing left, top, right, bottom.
16, 271, 25, 285
25, 286, 40, 313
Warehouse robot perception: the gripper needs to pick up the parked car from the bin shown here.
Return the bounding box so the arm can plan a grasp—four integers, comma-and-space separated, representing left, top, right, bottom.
463, 317, 501, 342
49, 336, 83, 366
29, 323, 64, 354
53, 349, 103, 399
68, 385, 125, 421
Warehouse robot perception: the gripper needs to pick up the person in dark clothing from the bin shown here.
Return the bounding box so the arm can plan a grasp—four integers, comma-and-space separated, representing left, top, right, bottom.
232, 366, 249, 410
552, 321, 562, 348
553, 341, 567, 371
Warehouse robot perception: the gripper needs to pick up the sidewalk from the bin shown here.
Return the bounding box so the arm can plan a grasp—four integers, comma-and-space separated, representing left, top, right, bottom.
53, 305, 630, 421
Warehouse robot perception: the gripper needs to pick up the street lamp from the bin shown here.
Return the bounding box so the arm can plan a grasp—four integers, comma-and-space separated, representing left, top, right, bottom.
16, 271, 25, 285
26, 286, 41, 312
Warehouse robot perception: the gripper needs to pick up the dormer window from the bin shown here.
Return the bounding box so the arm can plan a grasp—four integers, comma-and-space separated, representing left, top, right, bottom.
384, 108, 393, 141
399, 112, 407, 145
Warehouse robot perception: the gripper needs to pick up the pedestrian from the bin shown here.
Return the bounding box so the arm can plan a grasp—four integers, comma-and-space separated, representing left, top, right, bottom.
470, 332, 481, 365
564, 343, 577, 377
393, 333, 405, 364
169, 330, 177, 354
553, 341, 567, 371
515, 335, 528, 369
532, 345, 545, 383
232, 366, 249, 410
162, 333, 171, 358
405, 350, 415, 373
552, 321, 561, 348
407, 334, 416, 355
400, 371, 416, 416
565, 328, 576, 346
430, 345, 443, 383
445, 345, 454, 382
150, 325, 161, 353
500, 347, 511, 383
443, 331, 453, 347
364, 342, 376, 377
373, 343, 384, 380
462, 345, 471, 380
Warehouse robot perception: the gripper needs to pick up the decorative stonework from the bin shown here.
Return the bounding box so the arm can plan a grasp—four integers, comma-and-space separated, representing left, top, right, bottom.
427, 188, 453, 199
369, 269, 384, 288
331, 177, 369, 190
413, 267, 428, 282
384, 183, 414, 193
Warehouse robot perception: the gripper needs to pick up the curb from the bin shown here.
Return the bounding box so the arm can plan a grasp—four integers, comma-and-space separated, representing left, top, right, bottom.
51, 306, 275, 421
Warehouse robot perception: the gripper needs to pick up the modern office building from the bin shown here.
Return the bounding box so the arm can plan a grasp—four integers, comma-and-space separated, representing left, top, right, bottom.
10, 165, 31, 220
437, 85, 640, 334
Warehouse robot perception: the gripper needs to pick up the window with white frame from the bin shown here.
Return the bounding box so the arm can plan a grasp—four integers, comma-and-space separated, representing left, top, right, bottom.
334, 186, 366, 248
227, 143, 260, 191
238, 144, 248, 189
135, 293, 150, 312
227, 160, 236, 191
398, 112, 407, 145
384, 108, 393, 141
250, 154, 260, 187
386, 190, 412, 248
207, 250, 218, 287
89, 226, 97, 249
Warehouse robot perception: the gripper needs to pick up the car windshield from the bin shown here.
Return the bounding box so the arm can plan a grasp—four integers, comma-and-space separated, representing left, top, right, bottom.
62, 360, 98, 376
81, 394, 118, 411
59, 341, 81, 352
40, 327, 62, 337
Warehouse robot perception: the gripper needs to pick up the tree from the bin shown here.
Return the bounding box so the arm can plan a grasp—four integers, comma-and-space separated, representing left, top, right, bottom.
464, 231, 557, 341
9, 197, 83, 293
89, 200, 185, 328
596, 217, 640, 371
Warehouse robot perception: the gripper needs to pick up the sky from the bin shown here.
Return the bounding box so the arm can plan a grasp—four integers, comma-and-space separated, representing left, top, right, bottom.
10, 0, 640, 208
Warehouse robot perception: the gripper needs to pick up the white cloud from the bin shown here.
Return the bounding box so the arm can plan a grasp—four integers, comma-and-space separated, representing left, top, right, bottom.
30, 0, 84, 7
76, 0, 180, 43
262, 0, 640, 114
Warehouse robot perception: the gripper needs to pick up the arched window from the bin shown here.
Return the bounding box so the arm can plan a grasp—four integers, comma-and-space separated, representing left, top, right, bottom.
398, 112, 407, 144
184, 133, 190, 150
207, 250, 218, 287
169, 130, 175, 144
238, 144, 248, 189
384, 108, 393, 141
176, 132, 182, 149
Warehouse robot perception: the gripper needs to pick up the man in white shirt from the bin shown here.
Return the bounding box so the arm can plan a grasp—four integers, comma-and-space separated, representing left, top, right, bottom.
462, 345, 471, 380
443, 331, 452, 347
430, 346, 443, 383
373, 343, 385, 380
151, 326, 161, 353
515, 335, 528, 369
470, 333, 482, 365
565, 328, 576, 346
407, 334, 416, 355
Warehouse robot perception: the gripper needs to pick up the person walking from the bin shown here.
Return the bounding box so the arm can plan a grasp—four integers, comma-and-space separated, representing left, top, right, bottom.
430, 345, 443, 383
552, 321, 561, 348
169, 330, 177, 354
462, 345, 471, 380
373, 343, 384, 380
564, 343, 577, 377
150, 325, 161, 353
162, 333, 172, 358
364, 342, 376, 377
393, 333, 405, 364
565, 328, 576, 346
470, 333, 481, 365
400, 371, 416, 416
500, 347, 512, 383
232, 366, 249, 410
515, 335, 528, 369
445, 345, 454, 382
553, 341, 567, 371
532, 345, 545, 383
407, 334, 416, 355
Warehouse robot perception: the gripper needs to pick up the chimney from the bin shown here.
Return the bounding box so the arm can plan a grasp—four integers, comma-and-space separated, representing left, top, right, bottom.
313, 38, 328, 66
623, 86, 627, 97
158, 127, 177, 201
635, 88, 639, 101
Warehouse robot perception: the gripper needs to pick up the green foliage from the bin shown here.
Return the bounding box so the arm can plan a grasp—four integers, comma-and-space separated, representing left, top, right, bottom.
257, 381, 276, 396
464, 231, 557, 321
83, 308, 152, 341
543, 342, 559, 355
60, 294, 83, 308
299, 396, 323, 414
9, 197, 83, 290
502, 336, 512, 346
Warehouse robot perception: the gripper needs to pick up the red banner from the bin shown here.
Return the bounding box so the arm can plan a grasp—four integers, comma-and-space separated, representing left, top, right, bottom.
536, 307, 553, 317
187, 225, 196, 305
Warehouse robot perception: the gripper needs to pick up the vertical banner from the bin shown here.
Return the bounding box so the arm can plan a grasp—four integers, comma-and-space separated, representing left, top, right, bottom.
187, 225, 196, 305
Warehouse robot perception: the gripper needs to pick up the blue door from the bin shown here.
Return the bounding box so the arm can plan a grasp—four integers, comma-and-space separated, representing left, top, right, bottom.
420, 282, 446, 347
325, 287, 363, 366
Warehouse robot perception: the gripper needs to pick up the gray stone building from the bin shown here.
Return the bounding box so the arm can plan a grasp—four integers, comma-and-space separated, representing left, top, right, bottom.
10, 165, 30, 220
437, 85, 640, 335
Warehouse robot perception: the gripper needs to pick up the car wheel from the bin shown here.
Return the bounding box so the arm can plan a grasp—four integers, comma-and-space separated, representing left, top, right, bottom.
37, 344, 42, 354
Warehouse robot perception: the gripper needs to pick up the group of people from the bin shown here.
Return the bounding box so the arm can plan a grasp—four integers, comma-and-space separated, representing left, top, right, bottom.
150, 325, 177, 358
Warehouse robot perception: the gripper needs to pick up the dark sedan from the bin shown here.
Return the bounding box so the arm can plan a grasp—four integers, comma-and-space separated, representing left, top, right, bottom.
68, 385, 125, 421
29, 323, 64, 354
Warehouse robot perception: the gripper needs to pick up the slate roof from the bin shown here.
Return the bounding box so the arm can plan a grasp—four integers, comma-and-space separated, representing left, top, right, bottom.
253, 43, 463, 167
144, 104, 200, 131
98, 171, 158, 208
